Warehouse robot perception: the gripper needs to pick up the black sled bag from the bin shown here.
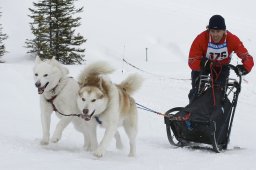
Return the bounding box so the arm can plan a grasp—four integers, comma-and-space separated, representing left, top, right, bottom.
171, 87, 232, 144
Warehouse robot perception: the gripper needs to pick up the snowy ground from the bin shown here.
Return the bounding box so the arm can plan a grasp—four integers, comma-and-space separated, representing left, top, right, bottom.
1, 0, 256, 170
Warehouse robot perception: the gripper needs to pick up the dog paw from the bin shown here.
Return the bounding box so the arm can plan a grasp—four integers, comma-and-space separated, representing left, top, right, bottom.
51, 137, 60, 143
40, 139, 49, 145
83, 145, 92, 152
84, 147, 91, 152
128, 152, 136, 157
93, 148, 105, 158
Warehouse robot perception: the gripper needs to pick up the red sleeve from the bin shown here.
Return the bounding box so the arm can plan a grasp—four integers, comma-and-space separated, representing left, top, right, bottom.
188, 32, 208, 71
229, 33, 254, 72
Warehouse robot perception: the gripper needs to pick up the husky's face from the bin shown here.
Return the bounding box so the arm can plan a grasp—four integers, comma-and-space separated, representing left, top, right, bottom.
77, 86, 108, 121
33, 57, 67, 94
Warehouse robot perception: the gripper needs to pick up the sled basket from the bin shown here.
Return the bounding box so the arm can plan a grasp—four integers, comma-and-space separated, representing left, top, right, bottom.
165, 64, 241, 152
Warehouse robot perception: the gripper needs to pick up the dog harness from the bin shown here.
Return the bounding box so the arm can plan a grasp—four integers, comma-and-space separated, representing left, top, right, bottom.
46, 95, 102, 124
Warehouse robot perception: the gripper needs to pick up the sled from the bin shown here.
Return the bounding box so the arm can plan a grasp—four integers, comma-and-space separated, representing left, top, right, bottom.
164, 64, 241, 153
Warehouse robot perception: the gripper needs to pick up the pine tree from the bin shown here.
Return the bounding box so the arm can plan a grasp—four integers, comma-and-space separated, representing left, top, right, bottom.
26, 0, 86, 64
0, 11, 8, 61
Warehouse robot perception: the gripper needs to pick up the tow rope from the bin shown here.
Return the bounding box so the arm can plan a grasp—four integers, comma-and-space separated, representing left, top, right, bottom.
136, 103, 190, 121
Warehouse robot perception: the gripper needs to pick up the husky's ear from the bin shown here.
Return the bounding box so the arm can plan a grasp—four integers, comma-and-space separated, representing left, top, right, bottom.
78, 90, 82, 97
79, 79, 88, 88
61, 67, 69, 75
50, 57, 69, 75
78, 81, 83, 88
98, 78, 104, 91
35, 56, 42, 64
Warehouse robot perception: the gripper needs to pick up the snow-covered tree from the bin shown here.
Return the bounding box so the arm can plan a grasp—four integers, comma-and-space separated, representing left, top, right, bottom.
0, 11, 8, 62
26, 0, 86, 64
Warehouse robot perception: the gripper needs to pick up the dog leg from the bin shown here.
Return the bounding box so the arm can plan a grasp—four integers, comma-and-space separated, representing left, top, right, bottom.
94, 125, 117, 157
124, 123, 137, 157
40, 112, 51, 145
83, 123, 98, 152
88, 122, 98, 152
83, 132, 91, 151
123, 114, 138, 157
51, 116, 72, 143
115, 131, 123, 150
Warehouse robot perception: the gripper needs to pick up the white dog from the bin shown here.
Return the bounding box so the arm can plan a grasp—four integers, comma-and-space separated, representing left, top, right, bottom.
33, 56, 92, 148
77, 61, 143, 157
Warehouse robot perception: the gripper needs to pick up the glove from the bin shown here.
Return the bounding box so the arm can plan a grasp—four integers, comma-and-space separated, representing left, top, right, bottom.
200, 57, 212, 72
235, 65, 248, 76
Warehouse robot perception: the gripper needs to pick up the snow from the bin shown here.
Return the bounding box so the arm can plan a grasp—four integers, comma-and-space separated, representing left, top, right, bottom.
1, 0, 256, 169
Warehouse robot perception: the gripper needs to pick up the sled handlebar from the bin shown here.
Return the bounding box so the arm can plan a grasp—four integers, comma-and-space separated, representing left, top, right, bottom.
227, 64, 242, 87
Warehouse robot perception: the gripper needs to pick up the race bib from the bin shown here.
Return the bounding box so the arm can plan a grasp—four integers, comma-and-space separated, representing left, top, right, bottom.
206, 40, 228, 61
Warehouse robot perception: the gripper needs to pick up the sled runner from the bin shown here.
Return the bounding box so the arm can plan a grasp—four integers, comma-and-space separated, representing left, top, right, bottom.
164, 64, 241, 152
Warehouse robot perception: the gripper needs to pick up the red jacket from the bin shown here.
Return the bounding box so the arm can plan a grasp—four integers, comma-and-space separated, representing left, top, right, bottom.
188, 30, 254, 72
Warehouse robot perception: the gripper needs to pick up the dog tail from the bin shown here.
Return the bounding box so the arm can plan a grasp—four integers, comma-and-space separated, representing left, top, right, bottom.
119, 73, 143, 95
78, 61, 115, 82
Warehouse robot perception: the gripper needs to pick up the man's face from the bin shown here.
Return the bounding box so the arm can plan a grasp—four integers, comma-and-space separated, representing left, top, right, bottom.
209, 29, 226, 43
